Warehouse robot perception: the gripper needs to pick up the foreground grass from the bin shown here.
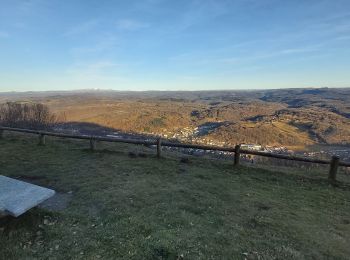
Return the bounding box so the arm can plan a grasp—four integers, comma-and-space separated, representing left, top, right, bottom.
1, 133, 350, 259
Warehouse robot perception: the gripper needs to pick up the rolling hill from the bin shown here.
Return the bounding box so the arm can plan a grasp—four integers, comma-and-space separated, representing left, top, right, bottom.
0, 88, 349, 150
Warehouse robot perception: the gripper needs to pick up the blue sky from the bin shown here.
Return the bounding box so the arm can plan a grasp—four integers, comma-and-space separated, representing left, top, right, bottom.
1, 0, 350, 91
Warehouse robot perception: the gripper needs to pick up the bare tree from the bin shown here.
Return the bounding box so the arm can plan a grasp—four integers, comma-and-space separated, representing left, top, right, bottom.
0, 102, 59, 130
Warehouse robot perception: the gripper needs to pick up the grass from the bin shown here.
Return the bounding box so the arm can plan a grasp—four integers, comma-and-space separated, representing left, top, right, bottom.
271, 121, 314, 149
1, 132, 350, 259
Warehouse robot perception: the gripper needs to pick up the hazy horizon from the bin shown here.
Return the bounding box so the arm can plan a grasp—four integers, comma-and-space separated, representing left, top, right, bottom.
1, 86, 349, 94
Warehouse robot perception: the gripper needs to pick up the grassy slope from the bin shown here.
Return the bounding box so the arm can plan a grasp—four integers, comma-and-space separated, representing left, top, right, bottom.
1, 133, 350, 259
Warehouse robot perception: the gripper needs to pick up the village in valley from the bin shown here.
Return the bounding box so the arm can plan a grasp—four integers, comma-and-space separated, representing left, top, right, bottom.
55, 122, 350, 165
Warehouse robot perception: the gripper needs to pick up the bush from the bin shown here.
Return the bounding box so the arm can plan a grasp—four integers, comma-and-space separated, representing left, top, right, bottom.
0, 102, 60, 130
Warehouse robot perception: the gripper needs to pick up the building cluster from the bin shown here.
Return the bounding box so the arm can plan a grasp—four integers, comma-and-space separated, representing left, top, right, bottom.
302, 149, 350, 162
64, 125, 349, 164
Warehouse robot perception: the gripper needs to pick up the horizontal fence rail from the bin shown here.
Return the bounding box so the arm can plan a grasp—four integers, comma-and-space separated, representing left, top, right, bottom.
0, 126, 349, 182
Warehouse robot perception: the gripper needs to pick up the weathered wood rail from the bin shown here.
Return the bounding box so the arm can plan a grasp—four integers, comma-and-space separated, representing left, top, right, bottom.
1, 126, 349, 182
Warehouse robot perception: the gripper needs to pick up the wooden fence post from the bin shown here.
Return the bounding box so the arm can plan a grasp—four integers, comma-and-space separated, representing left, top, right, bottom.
157, 138, 162, 158
329, 156, 340, 182
234, 144, 241, 166
90, 137, 96, 151
38, 134, 45, 146
0, 130, 3, 139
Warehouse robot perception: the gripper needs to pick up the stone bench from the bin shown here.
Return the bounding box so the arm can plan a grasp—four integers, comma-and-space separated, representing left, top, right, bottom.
0, 175, 55, 217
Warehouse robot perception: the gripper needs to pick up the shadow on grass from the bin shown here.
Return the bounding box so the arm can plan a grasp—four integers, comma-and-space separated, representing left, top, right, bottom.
0, 209, 55, 236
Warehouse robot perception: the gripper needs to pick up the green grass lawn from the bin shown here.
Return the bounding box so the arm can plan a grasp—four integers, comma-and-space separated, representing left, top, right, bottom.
1, 132, 350, 259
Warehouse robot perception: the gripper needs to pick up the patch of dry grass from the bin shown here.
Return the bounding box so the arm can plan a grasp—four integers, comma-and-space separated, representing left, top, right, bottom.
1, 132, 350, 259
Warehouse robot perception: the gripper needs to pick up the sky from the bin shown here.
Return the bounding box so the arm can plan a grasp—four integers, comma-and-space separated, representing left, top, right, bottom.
0, 0, 350, 91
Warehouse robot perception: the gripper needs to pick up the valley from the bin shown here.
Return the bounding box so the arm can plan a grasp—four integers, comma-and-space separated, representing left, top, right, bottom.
1, 88, 349, 162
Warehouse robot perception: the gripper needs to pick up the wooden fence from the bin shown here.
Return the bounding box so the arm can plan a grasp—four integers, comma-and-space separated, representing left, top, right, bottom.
0, 126, 349, 182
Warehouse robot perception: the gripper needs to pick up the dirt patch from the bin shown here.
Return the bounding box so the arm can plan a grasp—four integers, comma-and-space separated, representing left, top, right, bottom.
128, 151, 137, 158
180, 157, 190, 164
255, 202, 271, 211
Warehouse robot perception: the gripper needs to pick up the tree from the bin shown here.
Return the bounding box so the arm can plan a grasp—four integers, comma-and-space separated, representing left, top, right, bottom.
0, 102, 59, 130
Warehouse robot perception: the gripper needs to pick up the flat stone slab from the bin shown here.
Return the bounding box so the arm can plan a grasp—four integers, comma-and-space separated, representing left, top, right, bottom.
0, 175, 55, 217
